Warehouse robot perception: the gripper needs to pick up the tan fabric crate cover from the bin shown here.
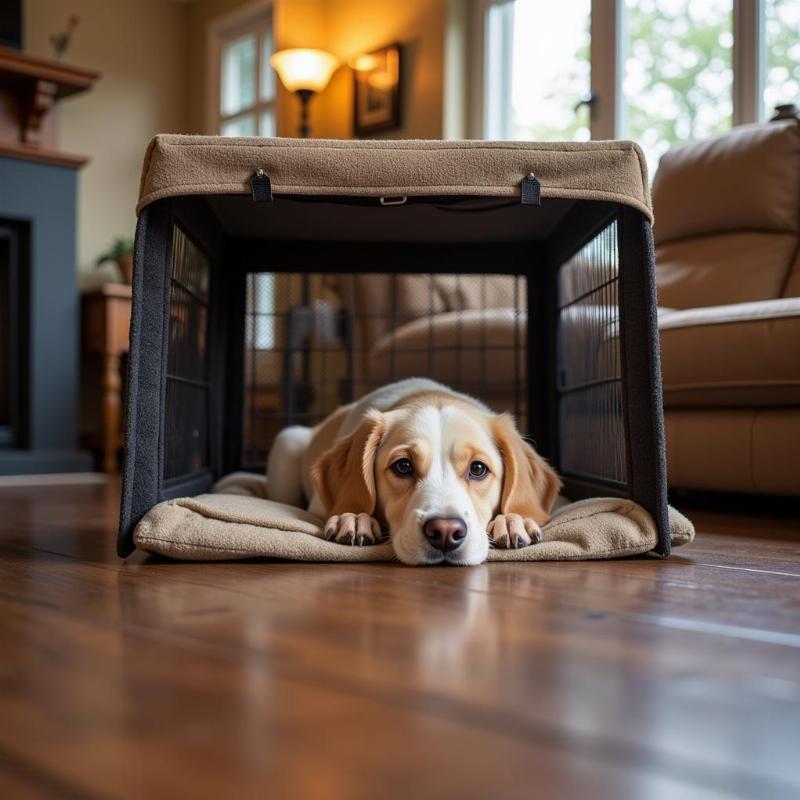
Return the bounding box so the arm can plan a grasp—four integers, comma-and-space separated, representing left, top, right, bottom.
134, 473, 693, 562
137, 135, 652, 221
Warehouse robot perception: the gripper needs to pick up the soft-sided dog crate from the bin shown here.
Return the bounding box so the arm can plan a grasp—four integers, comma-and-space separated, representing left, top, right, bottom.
119, 136, 669, 558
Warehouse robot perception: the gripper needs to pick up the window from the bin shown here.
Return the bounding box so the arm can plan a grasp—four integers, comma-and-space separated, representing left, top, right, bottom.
210, 6, 276, 137
475, 0, 800, 172
483, 0, 592, 141
763, 0, 800, 119
208, 5, 277, 352
623, 0, 734, 168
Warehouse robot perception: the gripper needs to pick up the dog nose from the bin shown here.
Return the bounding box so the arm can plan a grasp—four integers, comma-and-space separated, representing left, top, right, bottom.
423, 517, 467, 552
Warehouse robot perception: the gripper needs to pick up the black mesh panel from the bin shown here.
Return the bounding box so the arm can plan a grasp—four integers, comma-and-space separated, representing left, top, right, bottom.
242, 272, 528, 469
164, 225, 210, 480
557, 219, 626, 485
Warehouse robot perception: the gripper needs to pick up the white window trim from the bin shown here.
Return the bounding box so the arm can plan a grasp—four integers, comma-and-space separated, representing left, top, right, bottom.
206, 0, 275, 136
469, 0, 509, 138
469, 0, 618, 139
591, 0, 621, 140
469, 0, 776, 141
482, 0, 514, 138
733, 0, 764, 124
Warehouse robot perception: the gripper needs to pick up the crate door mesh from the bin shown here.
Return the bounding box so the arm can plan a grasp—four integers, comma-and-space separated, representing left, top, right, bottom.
164, 225, 211, 480
557, 219, 626, 486
243, 272, 527, 468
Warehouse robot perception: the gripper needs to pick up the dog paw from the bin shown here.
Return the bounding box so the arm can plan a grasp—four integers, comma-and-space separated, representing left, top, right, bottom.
323, 513, 382, 546
487, 514, 542, 549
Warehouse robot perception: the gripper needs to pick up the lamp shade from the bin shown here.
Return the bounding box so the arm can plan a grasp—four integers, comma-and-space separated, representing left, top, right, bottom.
270, 49, 339, 93
348, 53, 379, 72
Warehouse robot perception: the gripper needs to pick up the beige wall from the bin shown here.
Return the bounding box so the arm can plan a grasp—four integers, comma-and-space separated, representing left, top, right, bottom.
24, 0, 449, 282
25, 0, 191, 285
185, 0, 331, 136
187, 0, 447, 140
313, 0, 447, 140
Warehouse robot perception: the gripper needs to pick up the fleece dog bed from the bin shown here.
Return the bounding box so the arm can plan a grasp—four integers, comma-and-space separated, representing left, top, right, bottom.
133, 472, 694, 563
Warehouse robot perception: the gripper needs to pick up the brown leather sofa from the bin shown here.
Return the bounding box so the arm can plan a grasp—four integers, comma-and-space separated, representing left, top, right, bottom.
654, 117, 800, 496
331, 273, 526, 416
326, 117, 799, 496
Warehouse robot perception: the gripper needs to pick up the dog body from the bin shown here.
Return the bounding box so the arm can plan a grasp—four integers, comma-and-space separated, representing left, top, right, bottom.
266, 378, 560, 565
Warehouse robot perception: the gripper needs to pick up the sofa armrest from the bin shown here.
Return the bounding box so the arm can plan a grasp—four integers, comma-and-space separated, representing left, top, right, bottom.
658, 297, 800, 331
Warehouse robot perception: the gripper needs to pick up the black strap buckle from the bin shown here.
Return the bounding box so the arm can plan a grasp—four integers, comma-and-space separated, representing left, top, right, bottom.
521, 173, 541, 205
251, 169, 274, 203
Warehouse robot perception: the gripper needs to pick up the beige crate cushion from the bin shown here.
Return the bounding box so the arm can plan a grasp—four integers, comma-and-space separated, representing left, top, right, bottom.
133, 473, 693, 563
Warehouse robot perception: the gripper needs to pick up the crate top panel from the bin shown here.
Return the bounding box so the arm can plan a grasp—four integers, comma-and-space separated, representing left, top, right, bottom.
201, 194, 585, 243
137, 136, 653, 224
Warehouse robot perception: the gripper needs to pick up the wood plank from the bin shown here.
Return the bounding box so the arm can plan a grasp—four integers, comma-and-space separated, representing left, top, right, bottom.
2, 594, 753, 800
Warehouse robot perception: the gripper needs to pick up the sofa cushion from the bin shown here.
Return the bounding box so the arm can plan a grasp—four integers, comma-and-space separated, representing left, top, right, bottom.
652, 119, 800, 245
369, 298, 800, 409
659, 298, 800, 406
656, 232, 798, 309
367, 309, 525, 405
653, 119, 800, 310
330, 273, 524, 388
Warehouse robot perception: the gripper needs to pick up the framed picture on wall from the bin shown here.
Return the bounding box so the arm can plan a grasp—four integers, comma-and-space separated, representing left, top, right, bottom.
352, 43, 402, 136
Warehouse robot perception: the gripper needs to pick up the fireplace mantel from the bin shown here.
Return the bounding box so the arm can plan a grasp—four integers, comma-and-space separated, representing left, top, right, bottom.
0, 45, 99, 167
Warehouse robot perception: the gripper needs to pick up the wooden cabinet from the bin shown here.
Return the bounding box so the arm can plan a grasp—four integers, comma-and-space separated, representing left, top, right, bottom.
80, 284, 131, 472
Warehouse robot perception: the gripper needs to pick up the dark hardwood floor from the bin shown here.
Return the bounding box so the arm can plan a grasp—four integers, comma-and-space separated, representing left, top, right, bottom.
0, 480, 798, 799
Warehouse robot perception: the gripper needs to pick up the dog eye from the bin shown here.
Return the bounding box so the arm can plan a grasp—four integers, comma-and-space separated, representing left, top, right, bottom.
391, 458, 414, 477
469, 461, 489, 479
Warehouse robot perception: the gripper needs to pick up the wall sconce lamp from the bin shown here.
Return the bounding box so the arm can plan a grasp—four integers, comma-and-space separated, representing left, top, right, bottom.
270, 48, 339, 138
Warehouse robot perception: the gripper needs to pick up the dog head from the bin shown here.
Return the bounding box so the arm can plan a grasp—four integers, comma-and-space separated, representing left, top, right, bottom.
312, 399, 560, 565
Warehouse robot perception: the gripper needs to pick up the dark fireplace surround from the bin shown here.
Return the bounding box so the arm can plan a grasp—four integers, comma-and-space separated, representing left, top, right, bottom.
0, 43, 98, 474
0, 217, 30, 449
0, 157, 92, 473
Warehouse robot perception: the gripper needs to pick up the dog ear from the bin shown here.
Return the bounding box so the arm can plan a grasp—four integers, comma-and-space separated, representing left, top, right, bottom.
311, 410, 386, 515
491, 413, 561, 523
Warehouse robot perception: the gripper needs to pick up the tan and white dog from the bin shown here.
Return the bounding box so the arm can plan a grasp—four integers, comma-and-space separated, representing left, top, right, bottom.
266, 379, 561, 566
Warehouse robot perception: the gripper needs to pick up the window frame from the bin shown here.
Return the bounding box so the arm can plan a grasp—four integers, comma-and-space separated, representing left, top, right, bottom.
206, 1, 276, 137
470, 0, 777, 141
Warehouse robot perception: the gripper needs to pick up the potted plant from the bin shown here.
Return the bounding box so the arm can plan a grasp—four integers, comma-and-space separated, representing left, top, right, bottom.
96, 238, 135, 285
